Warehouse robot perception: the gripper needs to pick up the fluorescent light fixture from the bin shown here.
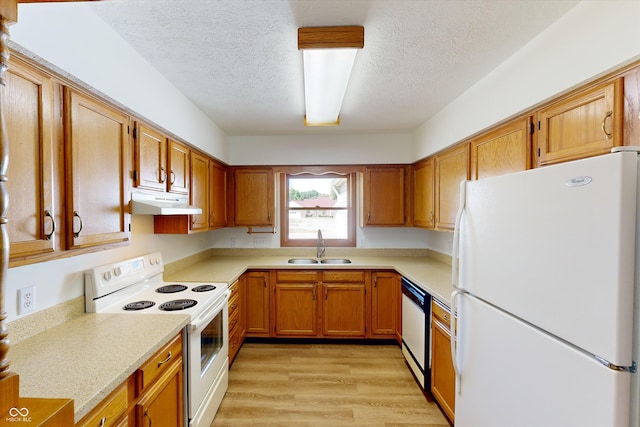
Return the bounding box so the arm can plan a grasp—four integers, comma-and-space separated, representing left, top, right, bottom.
298, 26, 364, 126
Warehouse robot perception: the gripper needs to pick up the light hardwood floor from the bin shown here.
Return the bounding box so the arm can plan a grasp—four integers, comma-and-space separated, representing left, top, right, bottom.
212, 342, 450, 427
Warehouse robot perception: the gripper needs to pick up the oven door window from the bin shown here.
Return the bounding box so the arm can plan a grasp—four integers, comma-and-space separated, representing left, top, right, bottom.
200, 310, 223, 375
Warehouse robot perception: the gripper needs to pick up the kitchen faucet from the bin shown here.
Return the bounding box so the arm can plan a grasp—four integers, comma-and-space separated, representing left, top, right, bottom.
317, 229, 325, 259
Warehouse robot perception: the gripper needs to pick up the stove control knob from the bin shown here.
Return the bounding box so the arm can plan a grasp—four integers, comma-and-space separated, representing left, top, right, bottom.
114, 267, 123, 277
149, 257, 156, 265
103, 271, 112, 281
154, 256, 161, 265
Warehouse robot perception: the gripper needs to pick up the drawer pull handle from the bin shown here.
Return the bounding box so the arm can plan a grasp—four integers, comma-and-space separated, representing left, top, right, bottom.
157, 351, 172, 367
100, 417, 106, 427
44, 210, 56, 240
601, 110, 613, 140
144, 409, 152, 427
73, 210, 83, 238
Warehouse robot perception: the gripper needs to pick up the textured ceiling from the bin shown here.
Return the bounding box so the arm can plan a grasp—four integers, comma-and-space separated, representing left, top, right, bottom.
89, 0, 579, 136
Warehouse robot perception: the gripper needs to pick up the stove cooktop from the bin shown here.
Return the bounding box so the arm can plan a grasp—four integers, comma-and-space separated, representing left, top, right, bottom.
84, 252, 228, 319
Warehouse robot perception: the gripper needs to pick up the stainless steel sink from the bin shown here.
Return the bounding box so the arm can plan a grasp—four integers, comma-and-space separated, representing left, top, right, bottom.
287, 258, 319, 264
319, 258, 352, 264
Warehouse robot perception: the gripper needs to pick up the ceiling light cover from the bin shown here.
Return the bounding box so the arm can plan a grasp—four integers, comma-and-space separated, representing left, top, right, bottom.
298, 26, 364, 126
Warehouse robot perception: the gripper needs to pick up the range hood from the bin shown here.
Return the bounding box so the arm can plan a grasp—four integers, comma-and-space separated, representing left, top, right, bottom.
131, 192, 202, 215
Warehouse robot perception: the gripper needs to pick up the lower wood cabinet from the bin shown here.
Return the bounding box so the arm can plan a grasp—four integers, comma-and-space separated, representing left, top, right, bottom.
135, 360, 183, 427
431, 299, 455, 424
322, 271, 366, 337
228, 279, 244, 365
370, 271, 400, 338
244, 271, 270, 336
273, 270, 319, 336
75, 333, 184, 427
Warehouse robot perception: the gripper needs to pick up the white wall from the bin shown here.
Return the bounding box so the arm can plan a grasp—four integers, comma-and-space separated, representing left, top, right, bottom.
10, 2, 229, 162
413, 0, 640, 159
230, 133, 413, 165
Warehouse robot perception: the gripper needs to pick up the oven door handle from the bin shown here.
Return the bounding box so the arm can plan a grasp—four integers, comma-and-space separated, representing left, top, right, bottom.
190, 290, 230, 332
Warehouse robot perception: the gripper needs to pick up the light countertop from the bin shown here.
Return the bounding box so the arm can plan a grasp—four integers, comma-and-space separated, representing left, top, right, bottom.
164, 252, 454, 306
9, 313, 189, 423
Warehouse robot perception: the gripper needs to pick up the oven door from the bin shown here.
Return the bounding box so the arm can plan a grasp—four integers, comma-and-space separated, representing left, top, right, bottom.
188, 290, 230, 425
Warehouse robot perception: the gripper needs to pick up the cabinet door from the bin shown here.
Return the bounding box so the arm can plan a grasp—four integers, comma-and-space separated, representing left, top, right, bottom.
362, 166, 408, 226
4, 57, 56, 258
435, 143, 469, 231
274, 282, 317, 336
233, 168, 274, 226
209, 159, 226, 229
431, 318, 455, 424
322, 283, 366, 337
190, 150, 209, 232
537, 78, 623, 167
64, 88, 130, 249
135, 361, 183, 427
167, 139, 190, 195
134, 122, 167, 191
471, 116, 532, 180
413, 158, 435, 228
371, 271, 399, 337
244, 271, 270, 336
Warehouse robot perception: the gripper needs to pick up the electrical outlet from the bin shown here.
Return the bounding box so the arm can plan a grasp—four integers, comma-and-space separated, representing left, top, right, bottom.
17, 286, 35, 315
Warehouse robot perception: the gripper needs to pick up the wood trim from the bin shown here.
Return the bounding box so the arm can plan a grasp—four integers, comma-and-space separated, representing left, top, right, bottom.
298, 26, 364, 50
0, 13, 12, 382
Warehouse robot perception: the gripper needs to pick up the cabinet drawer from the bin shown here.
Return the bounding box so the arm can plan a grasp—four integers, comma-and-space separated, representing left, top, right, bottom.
229, 299, 241, 331
432, 299, 452, 328
229, 279, 240, 299
229, 323, 241, 364
229, 290, 240, 317
276, 270, 319, 282
76, 382, 128, 427
136, 333, 182, 393
322, 271, 365, 283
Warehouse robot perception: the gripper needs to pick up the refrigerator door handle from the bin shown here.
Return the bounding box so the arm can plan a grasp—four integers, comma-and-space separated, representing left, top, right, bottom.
452, 180, 467, 291
450, 289, 463, 394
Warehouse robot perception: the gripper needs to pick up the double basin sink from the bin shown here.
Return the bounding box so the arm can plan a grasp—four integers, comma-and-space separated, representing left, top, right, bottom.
288, 258, 352, 264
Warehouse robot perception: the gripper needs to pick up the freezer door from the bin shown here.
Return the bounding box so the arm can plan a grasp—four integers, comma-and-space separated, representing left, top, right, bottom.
459, 151, 637, 367
455, 293, 630, 427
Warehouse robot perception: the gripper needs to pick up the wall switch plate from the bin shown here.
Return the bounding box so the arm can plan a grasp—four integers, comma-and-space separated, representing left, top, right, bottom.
17, 286, 35, 315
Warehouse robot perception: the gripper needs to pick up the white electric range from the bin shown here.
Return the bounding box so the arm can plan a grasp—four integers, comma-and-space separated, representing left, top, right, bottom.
84, 252, 230, 427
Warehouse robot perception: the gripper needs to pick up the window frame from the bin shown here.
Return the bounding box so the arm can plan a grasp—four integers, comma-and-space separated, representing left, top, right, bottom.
280, 171, 357, 247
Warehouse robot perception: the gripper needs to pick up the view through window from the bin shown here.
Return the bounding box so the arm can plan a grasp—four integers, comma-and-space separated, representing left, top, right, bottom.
282, 173, 355, 246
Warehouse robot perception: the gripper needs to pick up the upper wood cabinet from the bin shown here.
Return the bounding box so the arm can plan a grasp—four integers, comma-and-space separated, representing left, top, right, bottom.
133, 122, 167, 192
167, 139, 190, 195
434, 143, 469, 231
536, 78, 623, 167
209, 159, 227, 229
189, 150, 210, 232
413, 158, 435, 229
361, 165, 411, 226
229, 167, 275, 227
471, 116, 532, 180
4, 57, 56, 259
63, 88, 130, 250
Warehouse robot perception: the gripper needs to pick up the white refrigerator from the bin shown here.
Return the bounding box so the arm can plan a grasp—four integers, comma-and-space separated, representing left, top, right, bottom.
451, 149, 640, 427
